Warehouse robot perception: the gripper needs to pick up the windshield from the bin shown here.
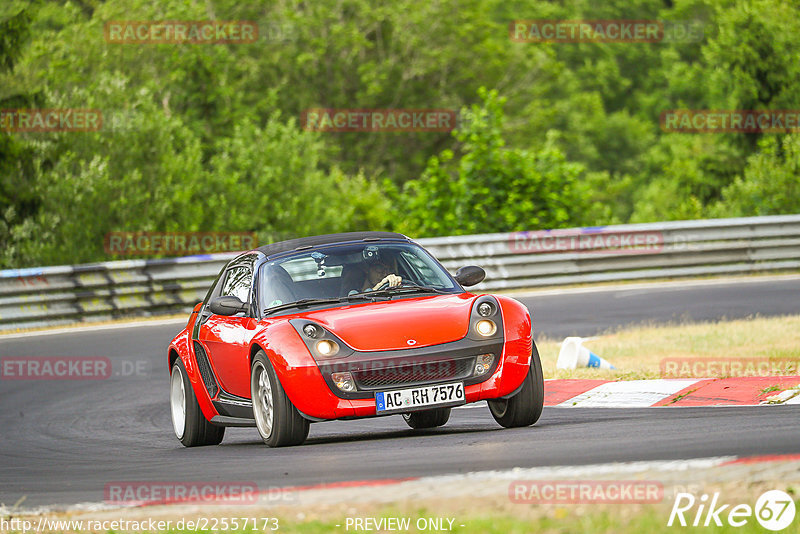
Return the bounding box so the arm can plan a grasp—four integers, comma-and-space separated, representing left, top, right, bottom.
258, 242, 460, 312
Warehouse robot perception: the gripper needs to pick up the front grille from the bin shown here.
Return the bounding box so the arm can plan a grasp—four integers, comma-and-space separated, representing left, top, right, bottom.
352, 357, 474, 389
193, 341, 218, 398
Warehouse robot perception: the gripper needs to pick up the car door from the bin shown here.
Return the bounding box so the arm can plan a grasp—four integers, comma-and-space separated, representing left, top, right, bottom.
197, 256, 258, 398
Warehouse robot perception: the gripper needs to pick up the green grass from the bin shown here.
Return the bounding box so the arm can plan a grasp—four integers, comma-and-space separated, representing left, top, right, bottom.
537, 314, 800, 380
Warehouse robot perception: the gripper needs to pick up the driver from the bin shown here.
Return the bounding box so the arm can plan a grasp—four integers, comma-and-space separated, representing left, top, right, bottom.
362, 260, 402, 291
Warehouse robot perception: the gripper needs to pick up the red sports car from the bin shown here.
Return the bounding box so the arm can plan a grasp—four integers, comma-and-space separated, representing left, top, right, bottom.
168, 232, 544, 447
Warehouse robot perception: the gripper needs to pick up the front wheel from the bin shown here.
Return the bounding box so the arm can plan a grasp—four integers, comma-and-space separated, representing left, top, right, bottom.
402, 407, 451, 429
170, 358, 225, 447
488, 341, 544, 428
251, 351, 309, 447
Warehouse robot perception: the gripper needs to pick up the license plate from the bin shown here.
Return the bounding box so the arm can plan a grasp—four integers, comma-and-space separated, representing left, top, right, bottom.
375, 382, 465, 414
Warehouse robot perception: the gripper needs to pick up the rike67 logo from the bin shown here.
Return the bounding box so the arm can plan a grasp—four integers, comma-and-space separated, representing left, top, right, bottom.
668, 490, 796, 531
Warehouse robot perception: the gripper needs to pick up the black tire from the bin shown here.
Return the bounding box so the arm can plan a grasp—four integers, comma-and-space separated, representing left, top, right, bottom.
488, 340, 544, 428
251, 351, 309, 447
170, 358, 225, 447
402, 407, 451, 429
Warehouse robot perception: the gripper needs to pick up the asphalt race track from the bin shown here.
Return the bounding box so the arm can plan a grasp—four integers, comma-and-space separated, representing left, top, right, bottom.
517, 275, 800, 339
1, 276, 799, 508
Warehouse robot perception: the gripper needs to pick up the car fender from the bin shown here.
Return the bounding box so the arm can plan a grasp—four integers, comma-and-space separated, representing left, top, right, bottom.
480, 295, 533, 398
250, 321, 346, 418
168, 307, 222, 422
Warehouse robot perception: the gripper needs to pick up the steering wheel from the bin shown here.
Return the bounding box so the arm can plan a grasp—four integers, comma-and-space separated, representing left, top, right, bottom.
376, 278, 411, 291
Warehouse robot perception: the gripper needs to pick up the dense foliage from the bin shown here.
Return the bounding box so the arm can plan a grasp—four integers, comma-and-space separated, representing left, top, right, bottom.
1, 0, 799, 267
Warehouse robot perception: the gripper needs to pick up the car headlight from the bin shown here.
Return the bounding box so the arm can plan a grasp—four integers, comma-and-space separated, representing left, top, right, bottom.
316, 339, 339, 356
290, 319, 353, 360
468, 297, 503, 341
475, 319, 497, 337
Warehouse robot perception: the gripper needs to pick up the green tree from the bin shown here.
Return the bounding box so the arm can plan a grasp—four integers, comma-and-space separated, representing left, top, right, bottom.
204, 115, 390, 242
5, 0, 800, 267
711, 134, 800, 217
0, 4, 43, 267
396, 89, 591, 237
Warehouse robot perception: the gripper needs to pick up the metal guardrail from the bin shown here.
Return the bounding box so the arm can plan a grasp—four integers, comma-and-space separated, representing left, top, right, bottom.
1, 215, 799, 331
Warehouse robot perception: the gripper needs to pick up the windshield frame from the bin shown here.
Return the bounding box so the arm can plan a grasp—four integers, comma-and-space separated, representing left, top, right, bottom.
255, 239, 464, 317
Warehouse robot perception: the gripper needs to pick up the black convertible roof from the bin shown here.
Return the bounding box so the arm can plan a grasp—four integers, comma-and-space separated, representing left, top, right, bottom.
254, 231, 411, 259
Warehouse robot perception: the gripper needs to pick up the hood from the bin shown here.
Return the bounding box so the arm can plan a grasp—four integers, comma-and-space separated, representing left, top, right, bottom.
301, 294, 475, 351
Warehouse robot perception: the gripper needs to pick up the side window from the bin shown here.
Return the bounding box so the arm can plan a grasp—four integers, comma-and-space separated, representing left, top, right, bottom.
400, 250, 454, 288
203, 266, 227, 305
221, 266, 252, 303
401, 251, 435, 281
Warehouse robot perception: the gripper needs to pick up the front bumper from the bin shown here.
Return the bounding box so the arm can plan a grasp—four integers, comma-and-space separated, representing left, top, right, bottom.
316, 337, 504, 400
287, 336, 531, 421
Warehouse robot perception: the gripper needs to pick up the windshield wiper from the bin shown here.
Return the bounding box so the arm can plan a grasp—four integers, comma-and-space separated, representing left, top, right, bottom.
262, 295, 371, 316
349, 284, 450, 300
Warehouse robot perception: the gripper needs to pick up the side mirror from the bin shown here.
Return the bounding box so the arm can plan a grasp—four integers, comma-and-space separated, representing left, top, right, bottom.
454, 265, 486, 287
208, 295, 248, 316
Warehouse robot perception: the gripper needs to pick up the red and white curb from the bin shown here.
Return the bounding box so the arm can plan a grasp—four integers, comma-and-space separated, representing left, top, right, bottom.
544, 377, 800, 407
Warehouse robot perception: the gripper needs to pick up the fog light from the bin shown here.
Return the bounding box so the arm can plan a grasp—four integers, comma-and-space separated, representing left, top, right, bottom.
316, 339, 339, 356
332, 372, 356, 392
477, 302, 493, 317
474, 353, 495, 376
475, 319, 497, 337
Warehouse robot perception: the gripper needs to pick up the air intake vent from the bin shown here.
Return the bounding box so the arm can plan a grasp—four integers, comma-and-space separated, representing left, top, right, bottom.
353, 357, 474, 389
193, 341, 218, 398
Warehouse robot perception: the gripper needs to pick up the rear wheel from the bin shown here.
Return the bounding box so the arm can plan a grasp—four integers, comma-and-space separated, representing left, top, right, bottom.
488, 341, 544, 428
251, 351, 309, 447
402, 407, 451, 429
170, 358, 225, 447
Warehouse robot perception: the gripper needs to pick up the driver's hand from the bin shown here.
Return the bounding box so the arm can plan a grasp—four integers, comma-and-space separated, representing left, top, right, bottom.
373, 274, 402, 290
